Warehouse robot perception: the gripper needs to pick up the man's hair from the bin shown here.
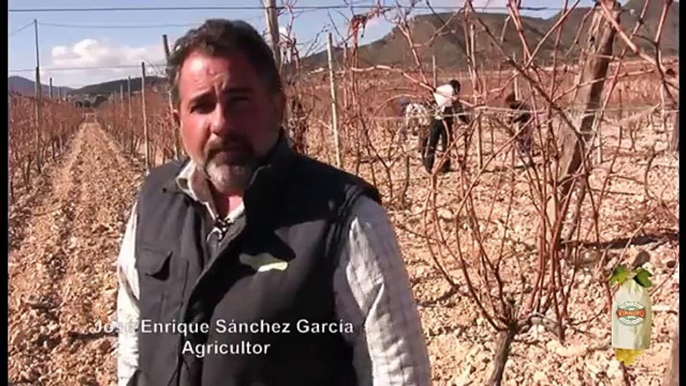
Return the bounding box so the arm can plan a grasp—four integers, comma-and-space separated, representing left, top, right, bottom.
448, 79, 461, 93
167, 19, 282, 106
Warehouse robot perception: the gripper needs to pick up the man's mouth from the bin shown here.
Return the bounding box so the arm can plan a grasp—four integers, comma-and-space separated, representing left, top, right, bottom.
209, 144, 252, 165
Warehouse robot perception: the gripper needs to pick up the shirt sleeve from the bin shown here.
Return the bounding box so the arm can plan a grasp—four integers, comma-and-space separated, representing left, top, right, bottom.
333, 197, 431, 386
433, 84, 454, 112
117, 203, 141, 386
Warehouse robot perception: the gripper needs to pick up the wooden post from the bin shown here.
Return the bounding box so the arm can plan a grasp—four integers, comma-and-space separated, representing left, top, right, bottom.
127, 76, 132, 119
264, 0, 281, 70
670, 102, 679, 151
141, 62, 150, 173
327, 33, 342, 168
48, 77, 55, 159
511, 53, 520, 163
432, 55, 437, 87
545, 0, 620, 243
34, 20, 41, 80
512, 52, 520, 100
162, 34, 171, 59
34, 67, 42, 176
162, 34, 180, 160
596, 118, 603, 164
127, 76, 133, 153
469, 20, 483, 169
660, 83, 667, 135
34, 19, 43, 176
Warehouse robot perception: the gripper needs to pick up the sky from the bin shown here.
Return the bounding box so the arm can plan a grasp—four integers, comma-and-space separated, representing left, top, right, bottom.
8, 0, 601, 89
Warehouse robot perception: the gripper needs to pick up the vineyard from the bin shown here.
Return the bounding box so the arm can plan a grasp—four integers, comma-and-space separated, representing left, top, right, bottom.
8, 0, 679, 385
8, 92, 82, 201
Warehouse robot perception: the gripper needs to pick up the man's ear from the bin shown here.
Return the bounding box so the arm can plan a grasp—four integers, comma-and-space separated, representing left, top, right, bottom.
273, 92, 286, 123
172, 108, 181, 127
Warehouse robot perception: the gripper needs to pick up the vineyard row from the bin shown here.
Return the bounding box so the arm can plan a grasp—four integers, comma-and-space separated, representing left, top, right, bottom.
9, 93, 84, 201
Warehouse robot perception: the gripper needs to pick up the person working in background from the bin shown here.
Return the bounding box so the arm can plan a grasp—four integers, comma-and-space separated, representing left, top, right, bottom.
504, 92, 534, 161
116, 19, 431, 386
396, 97, 432, 150
421, 79, 469, 174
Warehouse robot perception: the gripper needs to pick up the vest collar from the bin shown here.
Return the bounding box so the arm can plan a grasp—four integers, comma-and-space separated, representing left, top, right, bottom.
163, 129, 294, 198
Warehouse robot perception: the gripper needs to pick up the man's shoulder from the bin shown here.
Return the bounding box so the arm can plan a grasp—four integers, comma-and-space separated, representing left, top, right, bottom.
435, 84, 453, 94
291, 154, 358, 181
138, 158, 189, 196
288, 155, 381, 204
147, 158, 188, 177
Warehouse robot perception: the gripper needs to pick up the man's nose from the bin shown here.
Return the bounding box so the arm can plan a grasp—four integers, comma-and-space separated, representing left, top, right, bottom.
209, 104, 229, 137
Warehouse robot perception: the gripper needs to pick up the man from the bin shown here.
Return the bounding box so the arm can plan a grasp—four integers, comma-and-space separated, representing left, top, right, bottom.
116, 19, 431, 386
396, 97, 431, 148
504, 92, 534, 160
420, 79, 469, 174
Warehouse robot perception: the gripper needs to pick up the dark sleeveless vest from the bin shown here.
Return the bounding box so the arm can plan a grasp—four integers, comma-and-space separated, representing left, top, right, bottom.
132, 139, 381, 386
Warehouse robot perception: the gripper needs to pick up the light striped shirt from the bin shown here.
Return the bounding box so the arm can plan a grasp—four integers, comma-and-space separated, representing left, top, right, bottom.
116, 161, 431, 386
433, 84, 456, 114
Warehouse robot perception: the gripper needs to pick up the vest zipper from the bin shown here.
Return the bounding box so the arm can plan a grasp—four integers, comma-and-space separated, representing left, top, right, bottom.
215, 218, 230, 242
205, 218, 231, 245
205, 217, 236, 263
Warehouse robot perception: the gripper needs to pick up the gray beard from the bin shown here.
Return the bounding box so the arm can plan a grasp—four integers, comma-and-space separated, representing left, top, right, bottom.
204, 159, 256, 194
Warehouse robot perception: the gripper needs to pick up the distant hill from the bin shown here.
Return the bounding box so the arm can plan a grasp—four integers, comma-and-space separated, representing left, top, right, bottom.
298, 0, 678, 71
68, 76, 167, 97
552, 0, 679, 58
8, 76, 73, 97
301, 12, 559, 70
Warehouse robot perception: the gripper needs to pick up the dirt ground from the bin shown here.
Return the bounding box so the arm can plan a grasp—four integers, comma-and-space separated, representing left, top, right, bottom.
365, 117, 680, 385
8, 124, 144, 385
8, 118, 678, 385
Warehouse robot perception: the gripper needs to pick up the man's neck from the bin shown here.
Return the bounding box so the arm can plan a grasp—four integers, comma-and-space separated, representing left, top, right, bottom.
211, 188, 244, 219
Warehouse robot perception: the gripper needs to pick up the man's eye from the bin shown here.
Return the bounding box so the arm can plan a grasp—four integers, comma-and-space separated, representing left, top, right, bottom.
191, 103, 213, 113
230, 96, 250, 105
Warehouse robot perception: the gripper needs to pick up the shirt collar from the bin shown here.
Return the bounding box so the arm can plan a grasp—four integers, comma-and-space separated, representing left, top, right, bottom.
173, 130, 292, 221
175, 161, 245, 222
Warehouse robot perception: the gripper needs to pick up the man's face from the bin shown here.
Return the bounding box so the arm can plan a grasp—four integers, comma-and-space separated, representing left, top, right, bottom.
174, 49, 285, 194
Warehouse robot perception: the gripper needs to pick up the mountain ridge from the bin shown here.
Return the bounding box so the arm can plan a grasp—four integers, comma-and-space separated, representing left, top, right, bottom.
12, 0, 676, 97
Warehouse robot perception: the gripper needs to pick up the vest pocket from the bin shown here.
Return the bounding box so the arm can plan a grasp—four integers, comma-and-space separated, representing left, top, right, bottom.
138, 248, 172, 278
137, 247, 173, 323
136, 246, 188, 323
136, 246, 188, 385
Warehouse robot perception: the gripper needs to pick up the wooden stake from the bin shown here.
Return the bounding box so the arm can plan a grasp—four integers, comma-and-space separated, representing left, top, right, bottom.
432, 55, 437, 87
141, 62, 150, 173
469, 20, 483, 168
327, 33, 342, 168
545, 0, 620, 243
34, 66, 43, 176
34, 19, 43, 175
162, 34, 180, 160
264, 0, 281, 70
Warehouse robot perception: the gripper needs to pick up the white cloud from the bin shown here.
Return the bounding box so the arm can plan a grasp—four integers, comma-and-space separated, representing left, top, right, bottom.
365, 18, 381, 28
45, 38, 166, 89
474, 0, 507, 7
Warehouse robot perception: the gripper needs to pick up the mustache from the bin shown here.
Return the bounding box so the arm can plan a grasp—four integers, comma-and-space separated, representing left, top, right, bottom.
204, 135, 254, 159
